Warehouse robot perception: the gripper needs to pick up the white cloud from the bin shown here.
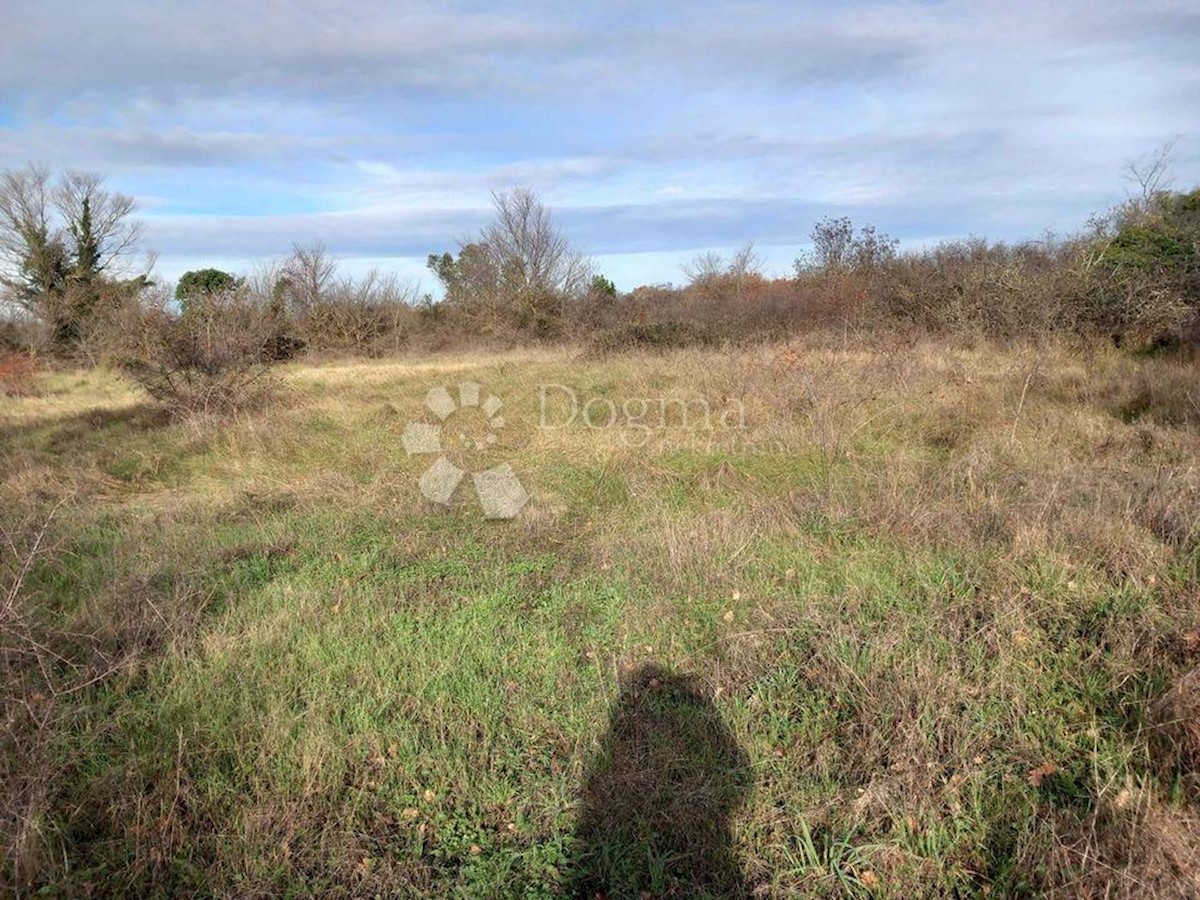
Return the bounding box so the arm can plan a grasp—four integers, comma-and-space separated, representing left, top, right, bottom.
1, 0, 1196, 285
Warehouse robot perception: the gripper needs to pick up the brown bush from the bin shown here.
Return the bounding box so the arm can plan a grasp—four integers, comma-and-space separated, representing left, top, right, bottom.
577, 274, 865, 346
869, 237, 1085, 337
0, 351, 38, 396
586, 321, 722, 356
115, 290, 281, 417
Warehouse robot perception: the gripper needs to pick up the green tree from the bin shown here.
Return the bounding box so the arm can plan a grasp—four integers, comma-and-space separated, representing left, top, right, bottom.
176, 268, 241, 312
590, 274, 618, 298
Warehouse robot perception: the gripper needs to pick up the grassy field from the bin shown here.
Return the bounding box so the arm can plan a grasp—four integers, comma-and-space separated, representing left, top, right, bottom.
3, 337, 1199, 897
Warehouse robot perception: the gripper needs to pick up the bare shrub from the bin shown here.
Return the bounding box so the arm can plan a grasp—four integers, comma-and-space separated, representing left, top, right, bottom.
270, 246, 419, 354
115, 289, 280, 417
586, 321, 721, 356
873, 236, 1084, 337
311, 270, 418, 354
0, 351, 38, 396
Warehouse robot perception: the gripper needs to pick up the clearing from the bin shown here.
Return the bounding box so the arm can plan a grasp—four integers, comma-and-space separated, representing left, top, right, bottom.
2, 338, 1199, 897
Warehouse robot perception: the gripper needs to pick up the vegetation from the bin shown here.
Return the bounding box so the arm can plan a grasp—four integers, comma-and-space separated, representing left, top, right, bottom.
429, 188, 592, 336
0, 352, 38, 397
175, 267, 240, 308
0, 165, 147, 357
2, 162, 1198, 373
1, 152, 1199, 896
114, 289, 281, 417
2, 339, 1198, 896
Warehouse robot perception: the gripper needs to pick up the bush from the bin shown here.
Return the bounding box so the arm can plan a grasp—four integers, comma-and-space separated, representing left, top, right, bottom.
1084, 185, 1200, 346
115, 290, 280, 417
0, 352, 38, 396
269, 249, 418, 354
586, 321, 721, 356
873, 237, 1081, 337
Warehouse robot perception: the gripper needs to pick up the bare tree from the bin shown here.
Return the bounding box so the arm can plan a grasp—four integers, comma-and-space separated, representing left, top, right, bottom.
1124, 138, 1179, 203
683, 242, 762, 303
482, 188, 592, 327
0, 165, 67, 308
282, 242, 337, 318
681, 250, 725, 284
429, 189, 591, 332
728, 242, 762, 280
796, 218, 897, 275
53, 171, 143, 282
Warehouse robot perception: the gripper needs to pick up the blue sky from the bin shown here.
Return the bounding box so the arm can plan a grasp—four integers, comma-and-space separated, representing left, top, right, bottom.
1, 0, 1197, 290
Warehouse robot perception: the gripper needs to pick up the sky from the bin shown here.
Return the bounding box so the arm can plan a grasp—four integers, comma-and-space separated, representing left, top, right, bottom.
1, 0, 1197, 291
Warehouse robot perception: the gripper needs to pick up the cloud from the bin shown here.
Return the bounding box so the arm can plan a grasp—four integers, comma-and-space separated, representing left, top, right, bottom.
1, 0, 1196, 287
0, 2, 582, 105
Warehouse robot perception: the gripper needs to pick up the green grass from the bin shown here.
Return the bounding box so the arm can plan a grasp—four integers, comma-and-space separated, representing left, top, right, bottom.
2, 343, 1199, 896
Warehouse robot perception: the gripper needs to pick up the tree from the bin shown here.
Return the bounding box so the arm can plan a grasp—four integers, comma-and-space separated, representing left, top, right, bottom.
1123, 138, 1179, 206
281, 242, 337, 319
0, 166, 68, 306
429, 189, 591, 332
54, 171, 142, 284
682, 242, 762, 303
176, 268, 240, 310
0, 165, 146, 352
795, 218, 897, 275
482, 188, 592, 308
681, 250, 725, 284
589, 274, 618, 298
427, 242, 502, 311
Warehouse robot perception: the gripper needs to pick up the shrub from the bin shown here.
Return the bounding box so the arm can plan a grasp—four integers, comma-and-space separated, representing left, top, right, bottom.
270, 249, 418, 354
586, 321, 721, 356
1084, 184, 1200, 345
0, 352, 38, 396
115, 290, 280, 417
874, 237, 1079, 337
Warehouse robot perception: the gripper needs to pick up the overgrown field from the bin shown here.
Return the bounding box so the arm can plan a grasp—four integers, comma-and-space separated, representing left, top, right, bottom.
2, 337, 1199, 897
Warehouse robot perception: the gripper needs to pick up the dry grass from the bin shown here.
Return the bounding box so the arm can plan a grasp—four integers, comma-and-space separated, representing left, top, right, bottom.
1, 335, 1198, 896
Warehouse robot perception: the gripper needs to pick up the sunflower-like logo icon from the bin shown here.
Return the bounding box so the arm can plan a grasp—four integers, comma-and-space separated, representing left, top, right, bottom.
401, 381, 529, 519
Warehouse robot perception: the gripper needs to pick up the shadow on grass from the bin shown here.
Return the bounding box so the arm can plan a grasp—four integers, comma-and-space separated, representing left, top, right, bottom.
0, 404, 169, 453
571, 663, 753, 898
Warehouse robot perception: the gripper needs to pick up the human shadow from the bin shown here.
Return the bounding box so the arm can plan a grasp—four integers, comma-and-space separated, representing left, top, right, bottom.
570, 663, 753, 898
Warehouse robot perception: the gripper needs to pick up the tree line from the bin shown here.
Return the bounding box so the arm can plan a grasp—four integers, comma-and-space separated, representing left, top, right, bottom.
1, 157, 1197, 411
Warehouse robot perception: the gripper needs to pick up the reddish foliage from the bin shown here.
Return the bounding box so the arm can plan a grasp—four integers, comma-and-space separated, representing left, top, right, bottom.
0, 352, 38, 396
